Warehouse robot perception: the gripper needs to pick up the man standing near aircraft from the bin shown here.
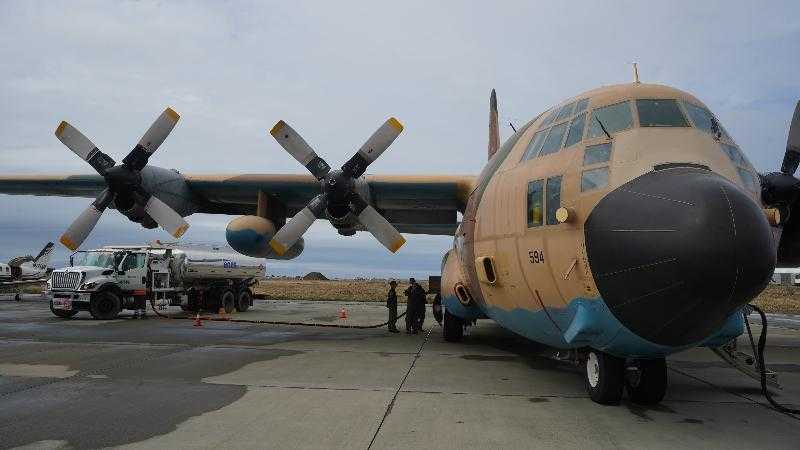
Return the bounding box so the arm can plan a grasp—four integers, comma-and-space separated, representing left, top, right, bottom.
386, 280, 399, 333
404, 278, 419, 334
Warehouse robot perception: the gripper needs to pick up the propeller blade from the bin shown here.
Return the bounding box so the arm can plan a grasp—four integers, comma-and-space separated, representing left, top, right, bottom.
269, 194, 328, 256
781, 100, 800, 175
142, 195, 190, 238
123, 107, 181, 171
341, 117, 404, 178
59, 189, 114, 251
270, 120, 331, 180
350, 194, 406, 253
54, 121, 116, 175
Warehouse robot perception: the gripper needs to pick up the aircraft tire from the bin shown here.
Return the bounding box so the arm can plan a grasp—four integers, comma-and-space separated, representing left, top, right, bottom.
443, 309, 464, 342
584, 350, 624, 404
89, 291, 121, 320
49, 300, 78, 319
235, 288, 252, 312
221, 289, 236, 314
625, 358, 667, 404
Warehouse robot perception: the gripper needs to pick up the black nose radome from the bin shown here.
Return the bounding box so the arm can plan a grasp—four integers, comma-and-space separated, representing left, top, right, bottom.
585, 166, 775, 347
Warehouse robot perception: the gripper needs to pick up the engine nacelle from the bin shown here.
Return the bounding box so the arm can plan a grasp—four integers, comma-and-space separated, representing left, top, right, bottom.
226, 215, 304, 260
115, 166, 197, 228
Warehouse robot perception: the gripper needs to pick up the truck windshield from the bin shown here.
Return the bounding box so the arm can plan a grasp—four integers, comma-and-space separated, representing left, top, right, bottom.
73, 251, 118, 268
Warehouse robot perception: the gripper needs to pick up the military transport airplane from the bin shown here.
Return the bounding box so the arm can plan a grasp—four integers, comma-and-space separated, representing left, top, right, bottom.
0, 80, 797, 406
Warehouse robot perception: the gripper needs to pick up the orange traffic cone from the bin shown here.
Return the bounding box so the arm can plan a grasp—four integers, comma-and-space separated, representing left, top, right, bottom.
193, 312, 203, 327
339, 307, 348, 320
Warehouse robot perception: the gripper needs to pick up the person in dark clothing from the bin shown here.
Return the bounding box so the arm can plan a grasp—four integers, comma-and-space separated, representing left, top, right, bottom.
405, 278, 427, 334
404, 278, 418, 334
386, 280, 399, 333
413, 286, 426, 333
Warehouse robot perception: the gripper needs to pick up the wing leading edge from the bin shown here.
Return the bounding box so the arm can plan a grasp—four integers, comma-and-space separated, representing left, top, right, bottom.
0, 173, 475, 236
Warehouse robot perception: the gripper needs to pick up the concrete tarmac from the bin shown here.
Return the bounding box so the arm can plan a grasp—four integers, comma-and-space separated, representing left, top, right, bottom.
0, 296, 799, 449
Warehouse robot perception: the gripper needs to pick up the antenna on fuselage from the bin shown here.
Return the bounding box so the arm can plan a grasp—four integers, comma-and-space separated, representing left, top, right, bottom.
632, 62, 640, 84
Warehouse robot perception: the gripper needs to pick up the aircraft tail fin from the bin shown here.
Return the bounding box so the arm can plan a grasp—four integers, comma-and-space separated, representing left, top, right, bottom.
33, 242, 55, 267
488, 89, 500, 160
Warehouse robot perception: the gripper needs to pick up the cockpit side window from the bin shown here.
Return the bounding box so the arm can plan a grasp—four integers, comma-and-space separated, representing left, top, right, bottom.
540, 110, 556, 128
587, 101, 633, 139
564, 113, 586, 149
682, 101, 714, 133
721, 143, 760, 192
527, 180, 544, 227
539, 122, 569, 156
521, 130, 547, 162
575, 98, 589, 114
636, 99, 689, 127
545, 176, 563, 225
555, 102, 576, 123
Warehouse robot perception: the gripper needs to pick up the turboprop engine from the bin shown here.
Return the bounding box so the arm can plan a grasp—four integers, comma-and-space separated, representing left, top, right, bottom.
226, 215, 304, 260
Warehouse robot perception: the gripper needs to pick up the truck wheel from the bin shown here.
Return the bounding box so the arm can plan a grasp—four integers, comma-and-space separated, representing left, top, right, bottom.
585, 350, 625, 405
625, 358, 668, 404
90, 291, 121, 320
442, 309, 464, 342
50, 300, 78, 319
236, 289, 252, 312
221, 289, 236, 314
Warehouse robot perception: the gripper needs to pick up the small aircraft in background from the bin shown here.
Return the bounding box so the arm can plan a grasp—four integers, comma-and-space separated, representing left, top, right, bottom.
0, 242, 55, 300
0, 71, 797, 406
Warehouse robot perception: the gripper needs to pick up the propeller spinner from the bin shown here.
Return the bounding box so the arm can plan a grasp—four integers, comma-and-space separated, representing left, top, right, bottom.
268, 118, 406, 256
55, 108, 189, 251
761, 101, 800, 220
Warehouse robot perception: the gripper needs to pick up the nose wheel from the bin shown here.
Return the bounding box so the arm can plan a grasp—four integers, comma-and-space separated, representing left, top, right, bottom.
583, 350, 668, 405
584, 350, 625, 404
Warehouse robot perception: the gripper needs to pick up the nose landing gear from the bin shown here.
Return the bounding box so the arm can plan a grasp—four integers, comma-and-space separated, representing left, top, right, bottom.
583, 350, 668, 405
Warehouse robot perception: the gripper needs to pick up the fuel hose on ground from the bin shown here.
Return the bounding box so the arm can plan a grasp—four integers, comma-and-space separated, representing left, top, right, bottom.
149, 298, 406, 329
747, 303, 800, 415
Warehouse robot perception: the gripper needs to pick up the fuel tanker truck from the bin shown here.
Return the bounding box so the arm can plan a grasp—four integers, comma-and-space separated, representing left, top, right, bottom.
47, 242, 265, 319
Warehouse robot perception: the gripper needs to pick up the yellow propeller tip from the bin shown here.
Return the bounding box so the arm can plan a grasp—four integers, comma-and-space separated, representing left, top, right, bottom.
59, 235, 78, 251
389, 237, 406, 253
55, 121, 67, 137
165, 107, 180, 121
269, 239, 288, 256
270, 120, 286, 137
173, 223, 189, 238
387, 117, 404, 132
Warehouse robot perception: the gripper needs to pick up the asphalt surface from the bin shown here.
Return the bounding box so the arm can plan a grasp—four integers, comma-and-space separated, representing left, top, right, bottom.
1, 295, 800, 449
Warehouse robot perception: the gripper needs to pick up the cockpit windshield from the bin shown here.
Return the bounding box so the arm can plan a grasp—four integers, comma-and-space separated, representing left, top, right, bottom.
73, 251, 118, 268
636, 99, 689, 127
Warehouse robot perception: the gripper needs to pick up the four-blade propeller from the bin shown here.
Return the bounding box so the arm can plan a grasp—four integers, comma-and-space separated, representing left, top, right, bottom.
762, 101, 800, 219
268, 118, 407, 256
55, 108, 189, 251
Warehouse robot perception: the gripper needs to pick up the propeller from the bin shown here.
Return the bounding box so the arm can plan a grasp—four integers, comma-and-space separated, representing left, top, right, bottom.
55, 108, 189, 251
762, 101, 800, 215
268, 118, 406, 256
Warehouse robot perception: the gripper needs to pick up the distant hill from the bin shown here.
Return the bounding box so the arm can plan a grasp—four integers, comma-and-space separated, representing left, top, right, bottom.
303, 272, 329, 281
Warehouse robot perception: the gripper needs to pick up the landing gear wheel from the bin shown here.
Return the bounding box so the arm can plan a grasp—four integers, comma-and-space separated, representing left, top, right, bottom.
89, 291, 121, 320
221, 289, 236, 314
50, 300, 78, 318
442, 309, 464, 342
585, 350, 625, 404
625, 358, 667, 404
235, 288, 252, 312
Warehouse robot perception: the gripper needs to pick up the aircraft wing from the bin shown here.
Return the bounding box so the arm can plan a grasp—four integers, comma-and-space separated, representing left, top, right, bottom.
0, 173, 474, 236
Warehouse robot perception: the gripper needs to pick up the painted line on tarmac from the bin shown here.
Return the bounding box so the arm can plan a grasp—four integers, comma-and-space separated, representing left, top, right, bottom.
367, 328, 432, 450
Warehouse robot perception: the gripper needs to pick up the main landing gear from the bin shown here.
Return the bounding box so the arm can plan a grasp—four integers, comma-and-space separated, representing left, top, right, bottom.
583, 349, 667, 405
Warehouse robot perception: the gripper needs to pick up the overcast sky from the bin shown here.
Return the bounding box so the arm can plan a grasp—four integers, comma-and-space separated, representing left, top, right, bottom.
1, 1, 799, 278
